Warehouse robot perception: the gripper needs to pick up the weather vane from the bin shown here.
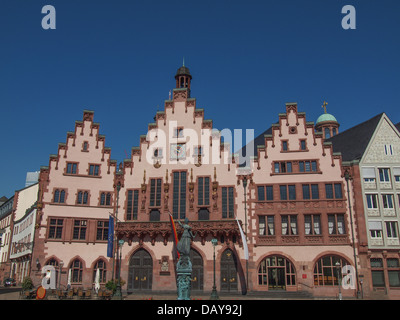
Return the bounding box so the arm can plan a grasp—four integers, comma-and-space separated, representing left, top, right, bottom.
322, 101, 328, 114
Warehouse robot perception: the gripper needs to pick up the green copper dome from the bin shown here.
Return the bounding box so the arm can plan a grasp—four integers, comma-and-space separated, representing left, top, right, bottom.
316, 113, 338, 124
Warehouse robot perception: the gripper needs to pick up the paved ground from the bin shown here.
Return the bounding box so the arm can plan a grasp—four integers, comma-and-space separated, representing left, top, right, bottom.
0, 286, 346, 300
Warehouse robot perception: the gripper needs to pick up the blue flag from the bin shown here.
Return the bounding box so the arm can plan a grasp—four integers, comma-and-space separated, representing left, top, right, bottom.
107, 215, 114, 258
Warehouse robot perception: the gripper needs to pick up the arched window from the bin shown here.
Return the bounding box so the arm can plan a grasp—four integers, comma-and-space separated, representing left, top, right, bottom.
93, 259, 107, 283
46, 258, 59, 267
324, 127, 331, 139
313, 255, 350, 286
71, 259, 83, 283
60, 190, 65, 203
258, 255, 296, 289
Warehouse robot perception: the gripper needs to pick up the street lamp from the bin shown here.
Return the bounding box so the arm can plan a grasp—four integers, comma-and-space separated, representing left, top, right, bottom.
113, 239, 125, 300
335, 261, 342, 300
58, 261, 64, 290
242, 176, 248, 293
210, 238, 219, 300
112, 181, 122, 282
344, 169, 360, 298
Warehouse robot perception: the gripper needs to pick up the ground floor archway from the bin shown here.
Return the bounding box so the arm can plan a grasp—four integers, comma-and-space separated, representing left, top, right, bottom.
128, 249, 153, 292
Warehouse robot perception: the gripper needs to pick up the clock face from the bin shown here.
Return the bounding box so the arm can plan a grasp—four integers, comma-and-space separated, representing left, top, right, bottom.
170, 143, 186, 160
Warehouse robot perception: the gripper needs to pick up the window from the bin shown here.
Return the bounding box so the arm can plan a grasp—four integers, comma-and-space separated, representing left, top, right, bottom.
279, 185, 296, 200
299, 161, 317, 172
259, 216, 274, 236
305, 215, 321, 235
371, 258, 385, 287
258, 256, 296, 287
150, 178, 162, 207
193, 146, 203, 156
324, 128, 331, 139
386, 221, 398, 238
274, 161, 292, 173
379, 168, 391, 182
302, 185, 310, 200
384, 145, 394, 156
66, 163, 77, 174
282, 141, 288, 151
93, 260, 107, 283
71, 259, 83, 283
257, 186, 273, 201
288, 185, 296, 200
280, 185, 287, 200
222, 187, 234, 219
281, 215, 297, 235
173, 171, 187, 219
279, 185, 295, 201
387, 258, 400, 287
53, 189, 66, 203
100, 192, 111, 206
328, 214, 345, 235
198, 177, 210, 206
369, 221, 383, 239
314, 255, 348, 286
174, 127, 184, 138
96, 220, 109, 241
300, 140, 306, 150
153, 148, 163, 158
77, 191, 89, 205
325, 183, 342, 199
73, 220, 87, 240
82, 141, 88, 151
48, 219, 63, 239
311, 184, 319, 199
89, 164, 100, 176
366, 194, 379, 209
126, 190, 139, 220
382, 194, 394, 209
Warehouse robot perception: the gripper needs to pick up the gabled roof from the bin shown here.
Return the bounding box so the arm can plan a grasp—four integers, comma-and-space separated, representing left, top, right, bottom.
326, 113, 384, 162
396, 122, 400, 132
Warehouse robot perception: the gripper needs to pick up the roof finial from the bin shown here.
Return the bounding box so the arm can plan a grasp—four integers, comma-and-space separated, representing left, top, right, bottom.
322, 101, 328, 114
182, 57, 185, 67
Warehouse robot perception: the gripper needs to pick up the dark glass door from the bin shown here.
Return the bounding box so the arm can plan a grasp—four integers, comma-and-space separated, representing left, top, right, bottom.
128, 249, 153, 291
220, 249, 238, 292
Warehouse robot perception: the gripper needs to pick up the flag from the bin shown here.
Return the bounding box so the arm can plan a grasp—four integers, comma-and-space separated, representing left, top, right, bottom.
236, 218, 249, 260
107, 215, 114, 258
169, 213, 180, 259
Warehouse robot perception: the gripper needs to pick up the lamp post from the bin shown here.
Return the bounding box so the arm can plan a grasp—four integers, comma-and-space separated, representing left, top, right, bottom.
335, 261, 342, 300
58, 261, 64, 290
113, 239, 125, 300
242, 176, 248, 293
210, 238, 219, 300
344, 169, 360, 298
112, 181, 121, 281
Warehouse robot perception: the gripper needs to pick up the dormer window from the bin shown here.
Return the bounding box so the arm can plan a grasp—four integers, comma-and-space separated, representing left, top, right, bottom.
282, 141, 288, 151
82, 141, 89, 152
153, 148, 163, 159
174, 127, 184, 138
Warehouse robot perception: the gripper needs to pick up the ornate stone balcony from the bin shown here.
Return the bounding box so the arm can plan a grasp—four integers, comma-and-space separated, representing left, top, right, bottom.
116, 219, 242, 246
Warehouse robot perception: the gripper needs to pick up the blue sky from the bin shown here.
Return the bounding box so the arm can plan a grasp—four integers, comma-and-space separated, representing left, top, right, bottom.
0, 0, 399, 198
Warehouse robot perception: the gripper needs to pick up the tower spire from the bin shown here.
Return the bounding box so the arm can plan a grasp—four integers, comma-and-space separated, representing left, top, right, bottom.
182, 57, 185, 67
